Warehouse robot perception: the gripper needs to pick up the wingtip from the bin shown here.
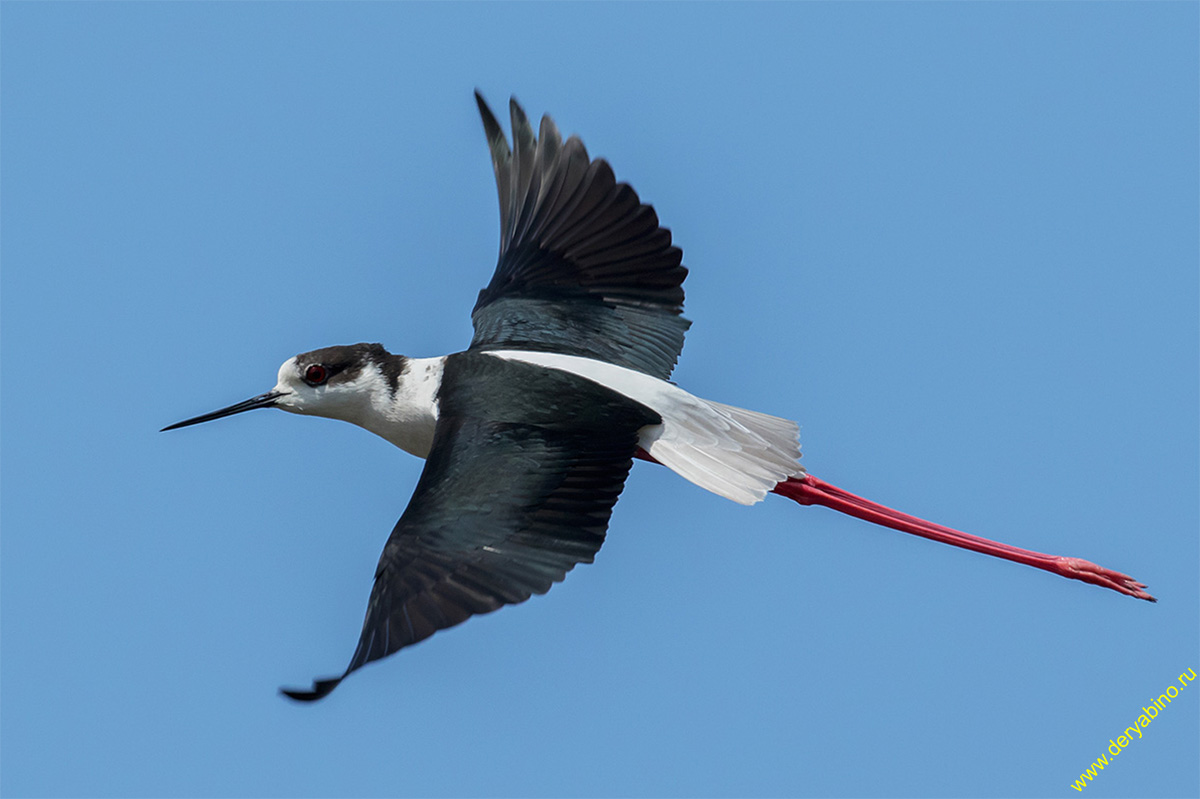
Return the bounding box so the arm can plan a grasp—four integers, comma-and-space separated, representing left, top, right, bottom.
509, 95, 531, 132
538, 114, 561, 154
475, 90, 505, 144
279, 676, 343, 702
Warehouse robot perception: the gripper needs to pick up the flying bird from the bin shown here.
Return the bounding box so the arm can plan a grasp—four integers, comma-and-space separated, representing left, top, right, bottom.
164, 92, 1154, 701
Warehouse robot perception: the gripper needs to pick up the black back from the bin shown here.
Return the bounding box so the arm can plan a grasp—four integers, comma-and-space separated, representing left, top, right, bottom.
468, 92, 690, 380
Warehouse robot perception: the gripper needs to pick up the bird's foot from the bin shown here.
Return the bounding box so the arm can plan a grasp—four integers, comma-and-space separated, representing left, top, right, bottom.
1052, 557, 1156, 602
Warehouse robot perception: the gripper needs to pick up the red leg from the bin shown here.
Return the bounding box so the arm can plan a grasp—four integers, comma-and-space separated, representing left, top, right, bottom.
773, 475, 1154, 601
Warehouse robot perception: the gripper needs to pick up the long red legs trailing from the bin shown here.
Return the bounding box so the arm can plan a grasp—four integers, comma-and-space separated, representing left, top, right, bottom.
634, 450, 1154, 601
773, 476, 1154, 601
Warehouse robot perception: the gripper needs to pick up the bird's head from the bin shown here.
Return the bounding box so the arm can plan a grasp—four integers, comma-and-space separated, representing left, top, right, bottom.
162, 343, 404, 431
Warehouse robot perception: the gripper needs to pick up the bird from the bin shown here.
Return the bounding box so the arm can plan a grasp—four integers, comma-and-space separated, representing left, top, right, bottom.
163, 91, 1154, 701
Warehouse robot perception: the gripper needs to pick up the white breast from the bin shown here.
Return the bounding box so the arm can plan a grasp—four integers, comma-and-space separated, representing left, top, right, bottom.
484, 350, 804, 505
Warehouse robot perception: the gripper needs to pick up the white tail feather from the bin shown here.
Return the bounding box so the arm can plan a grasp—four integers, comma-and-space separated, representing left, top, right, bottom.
642, 398, 803, 505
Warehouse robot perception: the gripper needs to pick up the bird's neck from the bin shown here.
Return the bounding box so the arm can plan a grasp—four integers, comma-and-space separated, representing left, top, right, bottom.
357, 355, 444, 458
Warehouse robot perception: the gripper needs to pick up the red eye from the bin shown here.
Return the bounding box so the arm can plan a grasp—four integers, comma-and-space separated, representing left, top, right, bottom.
304, 364, 328, 385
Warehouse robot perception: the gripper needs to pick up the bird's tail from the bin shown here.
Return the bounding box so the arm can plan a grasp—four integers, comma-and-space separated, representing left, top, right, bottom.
641, 399, 804, 506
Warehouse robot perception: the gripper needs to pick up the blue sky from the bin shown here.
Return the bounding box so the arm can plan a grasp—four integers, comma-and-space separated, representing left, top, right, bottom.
2, 3, 1197, 797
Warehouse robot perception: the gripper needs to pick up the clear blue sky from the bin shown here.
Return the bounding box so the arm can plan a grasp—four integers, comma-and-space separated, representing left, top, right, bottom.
3, 3, 1196, 797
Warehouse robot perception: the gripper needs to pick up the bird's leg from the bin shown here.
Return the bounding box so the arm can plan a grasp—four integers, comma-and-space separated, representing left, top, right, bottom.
773, 475, 1155, 602
632, 449, 1153, 601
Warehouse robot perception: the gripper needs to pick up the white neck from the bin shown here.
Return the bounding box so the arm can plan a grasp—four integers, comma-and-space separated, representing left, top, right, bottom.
361, 356, 443, 457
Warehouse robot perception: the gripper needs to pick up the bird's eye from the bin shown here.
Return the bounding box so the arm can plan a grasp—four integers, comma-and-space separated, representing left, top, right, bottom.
304, 364, 329, 386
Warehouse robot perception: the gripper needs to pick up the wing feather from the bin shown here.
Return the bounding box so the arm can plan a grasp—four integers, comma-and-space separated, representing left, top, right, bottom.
281, 353, 659, 700
469, 92, 690, 379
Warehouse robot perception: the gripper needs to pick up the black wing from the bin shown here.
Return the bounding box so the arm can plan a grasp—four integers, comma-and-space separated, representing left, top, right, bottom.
282, 353, 660, 700
469, 92, 690, 380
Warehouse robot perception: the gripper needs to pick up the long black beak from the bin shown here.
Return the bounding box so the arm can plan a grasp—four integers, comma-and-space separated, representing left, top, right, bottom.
161, 391, 285, 432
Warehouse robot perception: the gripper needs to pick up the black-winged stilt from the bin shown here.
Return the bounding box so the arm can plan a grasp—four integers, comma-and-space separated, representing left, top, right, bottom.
164, 92, 1153, 701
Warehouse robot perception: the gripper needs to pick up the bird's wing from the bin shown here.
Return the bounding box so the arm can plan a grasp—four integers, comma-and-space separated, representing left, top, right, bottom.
282, 353, 660, 700
468, 92, 690, 380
